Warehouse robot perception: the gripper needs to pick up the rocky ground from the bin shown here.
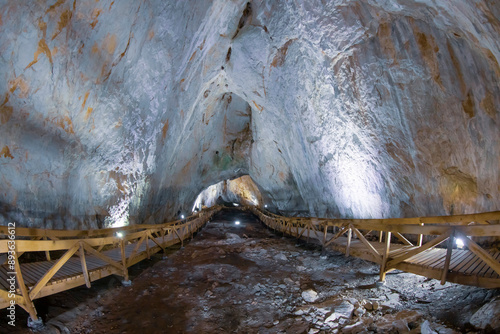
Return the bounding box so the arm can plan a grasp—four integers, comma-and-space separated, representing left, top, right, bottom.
2, 209, 499, 333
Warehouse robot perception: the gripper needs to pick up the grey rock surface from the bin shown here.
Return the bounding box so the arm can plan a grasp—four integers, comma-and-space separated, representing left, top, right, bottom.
469, 296, 500, 330
0, 0, 498, 228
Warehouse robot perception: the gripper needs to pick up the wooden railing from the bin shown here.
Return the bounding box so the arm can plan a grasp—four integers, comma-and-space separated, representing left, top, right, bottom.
0, 206, 221, 325
249, 207, 500, 288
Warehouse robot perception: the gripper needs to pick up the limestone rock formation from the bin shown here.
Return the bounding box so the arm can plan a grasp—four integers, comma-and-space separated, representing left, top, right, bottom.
0, 0, 498, 228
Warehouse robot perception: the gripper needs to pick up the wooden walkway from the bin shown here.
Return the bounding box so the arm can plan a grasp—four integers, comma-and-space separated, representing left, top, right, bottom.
2, 205, 499, 326
250, 207, 500, 289
0, 207, 220, 324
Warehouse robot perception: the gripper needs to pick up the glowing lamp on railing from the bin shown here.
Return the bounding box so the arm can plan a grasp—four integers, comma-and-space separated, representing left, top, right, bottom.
235, 221, 240, 225
116, 232, 124, 238
233, 203, 239, 207
264, 205, 268, 208
181, 214, 185, 219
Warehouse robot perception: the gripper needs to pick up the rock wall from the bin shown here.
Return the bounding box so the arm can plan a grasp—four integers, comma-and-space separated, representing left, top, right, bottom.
0, 0, 498, 228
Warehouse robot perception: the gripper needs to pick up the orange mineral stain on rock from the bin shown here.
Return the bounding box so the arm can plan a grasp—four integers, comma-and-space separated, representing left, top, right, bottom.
414, 29, 443, 88
0, 105, 13, 124
104, 33, 117, 54
26, 39, 53, 69
90, 8, 101, 29
109, 170, 126, 193
482, 48, 500, 78
162, 119, 169, 139
80, 72, 89, 82
0, 146, 14, 159
82, 91, 90, 109
377, 21, 398, 63
38, 19, 47, 38
52, 9, 73, 40
252, 101, 263, 112
462, 91, 475, 118
148, 29, 155, 40
480, 90, 496, 120
271, 39, 294, 68
85, 107, 93, 121
9, 77, 30, 98
446, 40, 466, 95
91, 42, 100, 54
278, 171, 286, 182
189, 50, 197, 62
46, 0, 66, 14
56, 115, 75, 134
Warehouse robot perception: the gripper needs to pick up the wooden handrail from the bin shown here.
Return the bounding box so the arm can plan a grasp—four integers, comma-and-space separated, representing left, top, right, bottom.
249, 206, 500, 289
0, 206, 221, 325
0, 208, 213, 239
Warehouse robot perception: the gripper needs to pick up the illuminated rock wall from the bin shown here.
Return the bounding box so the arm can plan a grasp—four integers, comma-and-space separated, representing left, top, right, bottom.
0, 0, 498, 227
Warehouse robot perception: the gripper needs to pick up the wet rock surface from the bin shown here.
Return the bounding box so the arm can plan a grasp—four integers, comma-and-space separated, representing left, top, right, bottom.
3, 210, 499, 333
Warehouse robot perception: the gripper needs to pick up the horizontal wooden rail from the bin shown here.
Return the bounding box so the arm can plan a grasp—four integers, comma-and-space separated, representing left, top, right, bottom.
0, 206, 221, 325
249, 206, 500, 289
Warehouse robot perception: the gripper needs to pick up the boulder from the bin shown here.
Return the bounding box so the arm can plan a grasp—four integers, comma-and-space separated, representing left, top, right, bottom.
302, 289, 319, 303
469, 297, 500, 330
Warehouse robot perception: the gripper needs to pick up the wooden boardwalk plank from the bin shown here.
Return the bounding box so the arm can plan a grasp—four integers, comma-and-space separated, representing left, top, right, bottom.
452, 251, 478, 273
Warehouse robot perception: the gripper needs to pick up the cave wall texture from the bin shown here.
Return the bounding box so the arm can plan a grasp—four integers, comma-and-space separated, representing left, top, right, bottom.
0, 0, 499, 228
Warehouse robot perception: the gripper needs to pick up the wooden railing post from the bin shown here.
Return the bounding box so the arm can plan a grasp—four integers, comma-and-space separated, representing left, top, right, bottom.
43, 236, 51, 261
323, 225, 327, 246
345, 226, 352, 257
441, 229, 455, 285
380, 231, 391, 282
120, 240, 129, 283
418, 223, 424, 246
79, 241, 91, 288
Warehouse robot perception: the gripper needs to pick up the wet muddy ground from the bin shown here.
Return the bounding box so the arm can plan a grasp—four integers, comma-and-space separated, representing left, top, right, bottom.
2, 209, 499, 333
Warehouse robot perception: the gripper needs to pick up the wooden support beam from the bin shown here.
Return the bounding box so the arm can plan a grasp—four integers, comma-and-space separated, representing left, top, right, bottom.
127, 234, 146, 266
393, 232, 414, 246
82, 243, 124, 271
79, 241, 91, 288
173, 227, 183, 248
324, 225, 349, 247
13, 249, 39, 321
441, 230, 455, 285
380, 231, 391, 281
387, 231, 451, 269
148, 232, 165, 251
30, 242, 80, 300
352, 227, 381, 261
456, 231, 500, 277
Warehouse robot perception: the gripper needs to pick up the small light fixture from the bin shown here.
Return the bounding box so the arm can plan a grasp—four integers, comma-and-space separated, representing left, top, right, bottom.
181, 214, 185, 219
264, 205, 268, 208
235, 221, 240, 225
455, 238, 464, 249
233, 203, 239, 207
116, 232, 124, 238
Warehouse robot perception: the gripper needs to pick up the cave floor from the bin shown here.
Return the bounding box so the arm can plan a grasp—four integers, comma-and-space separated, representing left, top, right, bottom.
4, 209, 499, 333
